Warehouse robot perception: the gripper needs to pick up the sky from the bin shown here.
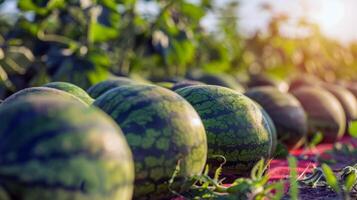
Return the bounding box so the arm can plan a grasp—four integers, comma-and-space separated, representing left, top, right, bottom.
2, 0, 357, 43
219, 0, 357, 44
139, 0, 357, 44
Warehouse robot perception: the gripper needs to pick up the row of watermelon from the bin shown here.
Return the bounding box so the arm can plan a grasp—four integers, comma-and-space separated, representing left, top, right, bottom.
0, 74, 354, 200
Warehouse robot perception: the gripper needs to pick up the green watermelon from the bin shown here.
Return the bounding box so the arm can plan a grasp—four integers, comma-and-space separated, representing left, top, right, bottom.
247, 74, 289, 92
344, 82, 357, 99
94, 85, 207, 200
87, 77, 135, 99
0, 97, 134, 200
245, 87, 307, 150
195, 74, 245, 93
172, 80, 205, 91
2, 87, 87, 106
289, 75, 321, 92
175, 85, 273, 176
322, 84, 357, 122
43, 82, 94, 105
291, 87, 346, 143
259, 106, 278, 156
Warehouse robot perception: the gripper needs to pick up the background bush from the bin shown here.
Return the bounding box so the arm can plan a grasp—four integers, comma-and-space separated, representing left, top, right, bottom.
0, 0, 356, 98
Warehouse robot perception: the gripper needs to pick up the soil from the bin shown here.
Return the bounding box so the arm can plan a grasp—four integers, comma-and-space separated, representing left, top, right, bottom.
286, 138, 357, 200
173, 138, 357, 200
283, 186, 339, 200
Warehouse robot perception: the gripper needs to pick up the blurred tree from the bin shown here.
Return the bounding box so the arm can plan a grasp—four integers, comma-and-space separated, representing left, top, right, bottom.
1, 0, 357, 98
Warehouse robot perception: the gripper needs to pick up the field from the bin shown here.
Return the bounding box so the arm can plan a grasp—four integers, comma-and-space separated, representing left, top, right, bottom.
0, 1, 357, 200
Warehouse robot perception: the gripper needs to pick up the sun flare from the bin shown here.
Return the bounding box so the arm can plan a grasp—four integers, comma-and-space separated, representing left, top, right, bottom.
311, 0, 345, 31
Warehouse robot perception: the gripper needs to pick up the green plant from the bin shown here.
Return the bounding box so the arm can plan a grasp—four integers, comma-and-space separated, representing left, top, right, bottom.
288, 156, 299, 200
348, 121, 357, 138
170, 157, 284, 200
299, 163, 357, 199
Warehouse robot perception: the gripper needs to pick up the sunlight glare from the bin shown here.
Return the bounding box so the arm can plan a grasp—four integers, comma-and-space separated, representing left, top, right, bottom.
312, 0, 345, 32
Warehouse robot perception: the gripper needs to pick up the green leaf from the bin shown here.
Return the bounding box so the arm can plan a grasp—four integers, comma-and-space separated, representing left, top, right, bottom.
288, 156, 299, 200
274, 142, 289, 158
180, 2, 205, 22
18, 0, 45, 14
99, 0, 118, 10
213, 163, 223, 183
321, 163, 341, 194
18, 0, 64, 15
19, 19, 40, 35
348, 121, 357, 138
46, 0, 65, 10
168, 160, 181, 187
226, 181, 251, 194
266, 181, 284, 200
344, 172, 356, 192
88, 22, 119, 43
88, 6, 120, 43
250, 158, 265, 180
309, 131, 323, 148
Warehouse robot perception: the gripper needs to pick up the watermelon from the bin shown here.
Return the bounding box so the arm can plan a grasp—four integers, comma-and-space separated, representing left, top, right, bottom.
172, 80, 205, 91
0, 97, 134, 200
259, 106, 278, 156
344, 82, 357, 130
289, 75, 321, 92
93, 85, 207, 200
175, 85, 273, 176
344, 82, 357, 102
2, 87, 87, 106
322, 84, 357, 122
291, 87, 346, 143
245, 87, 307, 150
247, 74, 289, 92
43, 82, 94, 105
87, 77, 135, 99
195, 74, 245, 93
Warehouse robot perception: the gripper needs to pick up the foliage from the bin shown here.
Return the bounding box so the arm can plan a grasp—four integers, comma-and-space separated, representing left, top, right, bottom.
288, 156, 299, 200
299, 163, 357, 199
348, 121, 357, 138
0, 0, 213, 93
1, 1, 357, 97
169, 157, 284, 200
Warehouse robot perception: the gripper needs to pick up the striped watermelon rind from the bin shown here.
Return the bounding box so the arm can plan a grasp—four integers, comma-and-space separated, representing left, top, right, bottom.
245, 87, 307, 150
291, 86, 346, 143
259, 105, 278, 156
195, 74, 245, 93
176, 85, 273, 175
43, 82, 94, 105
0, 97, 134, 200
172, 80, 205, 91
94, 84, 207, 200
87, 77, 135, 99
322, 84, 357, 122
